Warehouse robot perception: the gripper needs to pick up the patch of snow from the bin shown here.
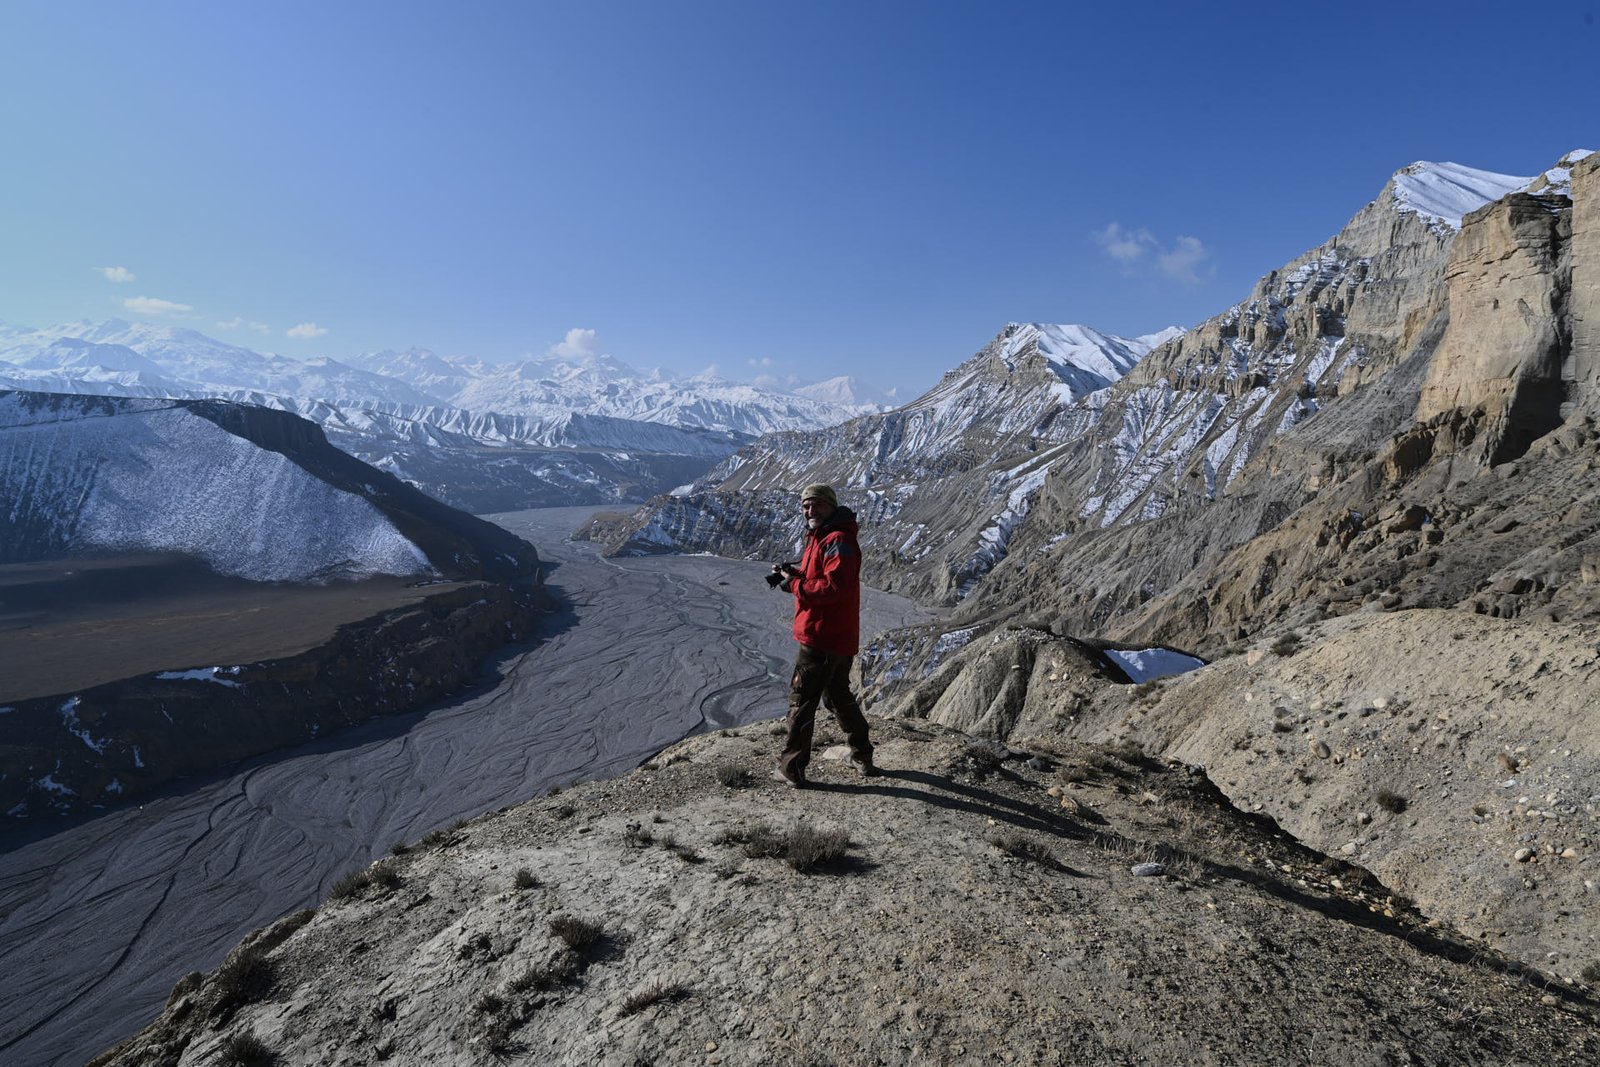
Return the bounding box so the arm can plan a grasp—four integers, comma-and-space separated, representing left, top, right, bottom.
58, 697, 108, 754
1105, 648, 1206, 683
1391, 161, 1531, 232
154, 668, 246, 688
923, 627, 979, 677
36, 774, 75, 797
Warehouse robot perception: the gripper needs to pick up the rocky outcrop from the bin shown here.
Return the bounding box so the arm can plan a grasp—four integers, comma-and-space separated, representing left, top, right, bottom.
875, 607, 1600, 972
0, 580, 549, 818
1416, 192, 1573, 462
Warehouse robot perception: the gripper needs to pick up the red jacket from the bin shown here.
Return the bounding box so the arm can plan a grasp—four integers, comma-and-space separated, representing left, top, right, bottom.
792, 507, 861, 656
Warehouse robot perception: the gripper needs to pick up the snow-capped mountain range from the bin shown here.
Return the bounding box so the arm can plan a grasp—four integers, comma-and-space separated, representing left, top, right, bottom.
597, 150, 1594, 607
0, 322, 884, 509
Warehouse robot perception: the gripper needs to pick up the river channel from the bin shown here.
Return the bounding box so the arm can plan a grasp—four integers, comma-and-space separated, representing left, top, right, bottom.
0, 507, 926, 1066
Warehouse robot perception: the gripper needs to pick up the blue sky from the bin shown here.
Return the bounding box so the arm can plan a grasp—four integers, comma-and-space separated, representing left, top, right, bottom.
1, 1, 1593, 399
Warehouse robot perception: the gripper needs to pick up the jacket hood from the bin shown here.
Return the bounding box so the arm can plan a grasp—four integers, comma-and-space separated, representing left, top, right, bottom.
811, 505, 857, 537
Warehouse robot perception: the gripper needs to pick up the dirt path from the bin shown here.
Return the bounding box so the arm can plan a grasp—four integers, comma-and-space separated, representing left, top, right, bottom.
0, 507, 926, 1067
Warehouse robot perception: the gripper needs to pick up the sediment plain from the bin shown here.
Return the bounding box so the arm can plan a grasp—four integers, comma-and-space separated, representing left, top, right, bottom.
0, 506, 925, 1067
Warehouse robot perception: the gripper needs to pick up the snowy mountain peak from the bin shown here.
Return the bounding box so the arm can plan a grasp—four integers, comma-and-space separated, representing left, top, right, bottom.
1389, 161, 1532, 231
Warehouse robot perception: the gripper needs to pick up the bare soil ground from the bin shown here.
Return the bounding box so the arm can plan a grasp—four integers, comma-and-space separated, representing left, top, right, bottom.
96, 720, 1600, 1066
0, 555, 466, 702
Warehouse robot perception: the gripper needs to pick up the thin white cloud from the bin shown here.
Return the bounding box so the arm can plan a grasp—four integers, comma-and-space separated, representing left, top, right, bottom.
97, 266, 136, 284
1096, 223, 1213, 285
1095, 223, 1154, 264
747, 356, 774, 368
287, 322, 328, 340
546, 327, 601, 361
1157, 235, 1213, 284
218, 317, 272, 334
123, 295, 192, 315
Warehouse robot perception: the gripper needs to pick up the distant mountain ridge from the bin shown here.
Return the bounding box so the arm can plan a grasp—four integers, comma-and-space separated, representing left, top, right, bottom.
0, 323, 880, 510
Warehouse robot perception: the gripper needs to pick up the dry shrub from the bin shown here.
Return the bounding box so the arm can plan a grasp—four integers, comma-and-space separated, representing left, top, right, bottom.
784, 824, 851, 871
549, 915, 603, 952
1375, 789, 1409, 814
620, 980, 692, 1016
221, 1031, 274, 1067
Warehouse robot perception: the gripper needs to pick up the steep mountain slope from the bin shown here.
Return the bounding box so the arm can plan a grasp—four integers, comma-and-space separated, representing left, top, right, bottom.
0, 391, 537, 582
591, 323, 1180, 601
855, 150, 1600, 977
0, 391, 547, 816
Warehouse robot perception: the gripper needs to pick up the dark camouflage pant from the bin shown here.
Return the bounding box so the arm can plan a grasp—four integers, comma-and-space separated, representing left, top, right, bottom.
779, 644, 873, 780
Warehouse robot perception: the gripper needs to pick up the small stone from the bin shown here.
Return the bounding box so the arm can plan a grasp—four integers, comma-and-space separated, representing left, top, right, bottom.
1514, 848, 1534, 862
1356, 812, 1371, 826
1310, 740, 1331, 759
1341, 842, 1358, 856
1046, 786, 1063, 798
1541, 995, 1558, 1007
706, 1041, 719, 1053
1131, 862, 1165, 877
1562, 848, 1579, 859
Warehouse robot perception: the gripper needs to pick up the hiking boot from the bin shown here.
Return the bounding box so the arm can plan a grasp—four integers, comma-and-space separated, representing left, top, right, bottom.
851, 757, 881, 778
771, 766, 808, 789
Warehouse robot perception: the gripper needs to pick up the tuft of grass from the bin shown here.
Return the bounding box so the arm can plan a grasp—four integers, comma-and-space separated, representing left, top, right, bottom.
622, 822, 654, 849
418, 828, 451, 849
549, 915, 604, 952
1132, 679, 1162, 702
783, 824, 851, 871
370, 860, 402, 890
1057, 762, 1092, 784
714, 762, 753, 789
729, 820, 853, 872
507, 952, 579, 994
389, 841, 410, 856
221, 1031, 274, 1067
552, 802, 578, 820
738, 823, 788, 860
328, 860, 401, 901
473, 991, 506, 1015
513, 868, 538, 891
1375, 789, 1409, 814
1580, 961, 1600, 985
986, 830, 1055, 866
213, 947, 274, 1005
1271, 631, 1303, 657
620, 980, 691, 1017
656, 833, 703, 864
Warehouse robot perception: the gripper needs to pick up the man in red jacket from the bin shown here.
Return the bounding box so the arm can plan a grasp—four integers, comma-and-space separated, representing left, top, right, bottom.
770, 483, 877, 787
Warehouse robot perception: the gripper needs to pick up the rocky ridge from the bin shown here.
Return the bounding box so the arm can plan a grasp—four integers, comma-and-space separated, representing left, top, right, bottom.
89, 721, 1600, 1066
589, 324, 1178, 602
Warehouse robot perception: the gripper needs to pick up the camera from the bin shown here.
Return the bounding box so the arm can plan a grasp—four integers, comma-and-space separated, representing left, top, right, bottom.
765, 561, 798, 589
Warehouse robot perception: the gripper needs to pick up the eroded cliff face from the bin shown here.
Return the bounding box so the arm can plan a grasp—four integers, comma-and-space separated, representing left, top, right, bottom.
951, 153, 1598, 659
0, 581, 548, 818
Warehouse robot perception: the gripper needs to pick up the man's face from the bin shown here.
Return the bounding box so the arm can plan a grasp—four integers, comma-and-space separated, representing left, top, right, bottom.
802, 497, 834, 529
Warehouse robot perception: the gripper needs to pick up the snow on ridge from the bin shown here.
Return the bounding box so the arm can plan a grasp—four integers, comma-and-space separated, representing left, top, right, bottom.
1, 397, 434, 582
1390, 161, 1532, 231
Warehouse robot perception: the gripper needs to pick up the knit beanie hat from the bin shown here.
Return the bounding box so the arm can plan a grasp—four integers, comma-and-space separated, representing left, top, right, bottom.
800, 483, 838, 508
